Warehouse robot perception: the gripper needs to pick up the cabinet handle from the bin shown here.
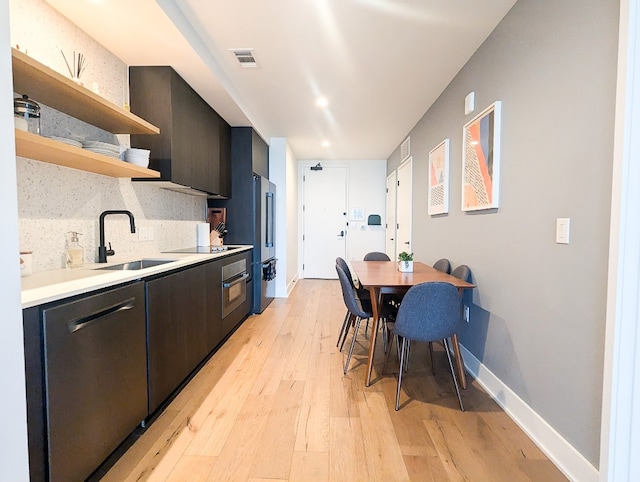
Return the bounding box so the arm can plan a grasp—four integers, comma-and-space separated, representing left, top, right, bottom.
223, 272, 249, 288
67, 297, 136, 333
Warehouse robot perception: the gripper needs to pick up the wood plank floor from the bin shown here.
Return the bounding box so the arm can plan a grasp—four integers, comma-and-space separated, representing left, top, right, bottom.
102, 279, 567, 481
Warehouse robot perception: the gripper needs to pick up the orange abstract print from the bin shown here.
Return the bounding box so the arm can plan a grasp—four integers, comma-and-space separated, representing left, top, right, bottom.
462, 102, 499, 211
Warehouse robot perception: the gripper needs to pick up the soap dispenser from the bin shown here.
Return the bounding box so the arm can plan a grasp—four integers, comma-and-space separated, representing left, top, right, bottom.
66, 231, 84, 268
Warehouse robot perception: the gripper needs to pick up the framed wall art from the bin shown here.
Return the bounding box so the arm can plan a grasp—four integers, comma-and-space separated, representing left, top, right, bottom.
462, 101, 501, 211
428, 138, 450, 215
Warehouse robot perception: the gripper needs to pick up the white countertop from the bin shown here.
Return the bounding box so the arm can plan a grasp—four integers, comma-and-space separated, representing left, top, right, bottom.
21, 246, 253, 309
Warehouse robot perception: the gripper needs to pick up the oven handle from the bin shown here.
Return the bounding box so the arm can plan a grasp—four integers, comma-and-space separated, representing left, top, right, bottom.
223, 272, 249, 288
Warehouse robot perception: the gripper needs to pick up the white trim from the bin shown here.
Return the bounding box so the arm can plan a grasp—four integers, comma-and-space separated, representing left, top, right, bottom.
286, 275, 298, 296
600, 1, 640, 480
460, 344, 598, 482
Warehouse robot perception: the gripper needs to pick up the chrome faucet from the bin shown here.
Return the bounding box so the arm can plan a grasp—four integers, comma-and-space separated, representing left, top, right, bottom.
98, 210, 136, 263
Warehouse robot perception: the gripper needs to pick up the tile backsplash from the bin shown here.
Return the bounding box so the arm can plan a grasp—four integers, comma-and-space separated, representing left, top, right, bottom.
11, 0, 207, 272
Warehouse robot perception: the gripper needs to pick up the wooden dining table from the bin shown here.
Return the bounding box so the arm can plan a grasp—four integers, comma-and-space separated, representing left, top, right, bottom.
350, 260, 476, 387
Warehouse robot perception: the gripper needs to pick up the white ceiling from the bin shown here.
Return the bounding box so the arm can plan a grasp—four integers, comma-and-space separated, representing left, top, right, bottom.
45, 0, 516, 161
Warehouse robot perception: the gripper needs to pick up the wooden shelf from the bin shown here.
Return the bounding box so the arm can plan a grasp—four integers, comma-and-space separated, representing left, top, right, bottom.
11, 48, 159, 135
15, 130, 161, 178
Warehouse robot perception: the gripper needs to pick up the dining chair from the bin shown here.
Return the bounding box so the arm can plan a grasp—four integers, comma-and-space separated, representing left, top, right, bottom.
336, 264, 374, 374
335, 257, 371, 351
363, 251, 391, 261
432, 258, 452, 274
383, 281, 464, 411
451, 264, 471, 282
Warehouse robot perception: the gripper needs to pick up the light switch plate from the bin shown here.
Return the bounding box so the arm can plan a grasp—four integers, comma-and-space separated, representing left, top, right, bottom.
556, 218, 570, 244
138, 226, 149, 241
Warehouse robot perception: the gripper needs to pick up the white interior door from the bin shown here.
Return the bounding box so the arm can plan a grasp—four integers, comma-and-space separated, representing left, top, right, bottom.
396, 158, 412, 256
386, 171, 397, 260
302, 166, 347, 278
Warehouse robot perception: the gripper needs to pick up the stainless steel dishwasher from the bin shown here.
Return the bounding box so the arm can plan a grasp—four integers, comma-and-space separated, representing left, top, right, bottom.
42, 282, 147, 482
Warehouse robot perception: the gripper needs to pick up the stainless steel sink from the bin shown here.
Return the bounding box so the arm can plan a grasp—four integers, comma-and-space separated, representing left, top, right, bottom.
95, 259, 178, 271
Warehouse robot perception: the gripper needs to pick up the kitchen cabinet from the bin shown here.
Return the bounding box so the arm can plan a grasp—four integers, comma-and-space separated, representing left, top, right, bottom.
209, 127, 268, 245
11, 48, 160, 178
129, 66, 232, 197
146, 251, 251, 414
23, 282, 147, 482
146, 262, 209, 413
22, 251, 252, 480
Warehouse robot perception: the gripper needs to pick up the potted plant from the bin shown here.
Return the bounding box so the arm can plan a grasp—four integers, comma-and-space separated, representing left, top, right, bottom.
398, 251, 414, 272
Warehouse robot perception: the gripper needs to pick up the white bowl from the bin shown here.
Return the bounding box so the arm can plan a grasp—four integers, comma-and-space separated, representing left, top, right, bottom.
126, 156, 149, 168
127, 148, 150, 156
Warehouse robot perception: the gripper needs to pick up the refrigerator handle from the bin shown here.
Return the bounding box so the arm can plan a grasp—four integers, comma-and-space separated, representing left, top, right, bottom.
265, 191, 274, 247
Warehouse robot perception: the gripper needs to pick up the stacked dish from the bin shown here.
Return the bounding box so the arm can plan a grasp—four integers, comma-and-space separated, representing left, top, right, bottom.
82, 140, 121, 159
47, 136, 82, 148
124, 148, 150, 168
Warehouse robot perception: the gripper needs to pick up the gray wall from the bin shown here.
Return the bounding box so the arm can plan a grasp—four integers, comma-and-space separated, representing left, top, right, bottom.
387, 0, 619, 466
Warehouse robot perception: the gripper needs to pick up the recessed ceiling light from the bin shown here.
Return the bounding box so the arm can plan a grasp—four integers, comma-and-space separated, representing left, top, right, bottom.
321, 140, 330, 147
316, 97, 328, 108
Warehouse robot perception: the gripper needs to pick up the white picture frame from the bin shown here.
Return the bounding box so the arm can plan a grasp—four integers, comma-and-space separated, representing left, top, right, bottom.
428, 138, 450, 215
461, 101, 501, 211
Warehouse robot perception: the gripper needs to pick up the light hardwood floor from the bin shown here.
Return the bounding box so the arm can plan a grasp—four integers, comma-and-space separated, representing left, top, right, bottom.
102, 279, 567, 481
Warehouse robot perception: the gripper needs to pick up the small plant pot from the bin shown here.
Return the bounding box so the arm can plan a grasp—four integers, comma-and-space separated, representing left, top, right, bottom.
398, 260, 413, 272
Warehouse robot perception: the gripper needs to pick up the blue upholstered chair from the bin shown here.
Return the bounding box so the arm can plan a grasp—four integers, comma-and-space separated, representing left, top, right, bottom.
336, 264, 374, 374
383, 282, 464, 411
432, 258, 452, 274
451, 264, 471, 282
363, 251, 391, 261
335, 257, 371, 351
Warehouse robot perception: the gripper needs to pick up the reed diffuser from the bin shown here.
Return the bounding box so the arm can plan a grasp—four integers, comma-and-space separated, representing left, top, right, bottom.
61, 50, 87, 85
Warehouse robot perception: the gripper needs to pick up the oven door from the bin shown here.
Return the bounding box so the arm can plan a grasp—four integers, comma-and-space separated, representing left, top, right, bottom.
222, 265, 249, 318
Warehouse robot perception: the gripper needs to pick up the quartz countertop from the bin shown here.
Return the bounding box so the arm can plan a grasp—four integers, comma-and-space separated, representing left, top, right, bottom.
21, 246, 252, 309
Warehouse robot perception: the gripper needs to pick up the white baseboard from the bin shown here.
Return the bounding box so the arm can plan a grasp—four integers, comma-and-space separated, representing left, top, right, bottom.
286, 275, 298, 296
459, 344, 598, 482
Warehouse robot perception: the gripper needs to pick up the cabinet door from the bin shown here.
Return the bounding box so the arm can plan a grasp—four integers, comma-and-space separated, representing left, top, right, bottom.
146, 265, 207, 414
170, 69, 197, 189
218, 116, 232, 198
204, 259, 223, 351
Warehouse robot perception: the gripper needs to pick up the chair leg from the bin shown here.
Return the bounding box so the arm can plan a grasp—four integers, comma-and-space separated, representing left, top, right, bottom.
382, 319, 388, 353
339, 313, 355, 351
443, 338, 465, 412
395, 337, 408, 410
344, 316, 362, 374
382, 331, 396, 374
336, 310, 350, 348
428, 342, 435, 375
404, 340, 411, 372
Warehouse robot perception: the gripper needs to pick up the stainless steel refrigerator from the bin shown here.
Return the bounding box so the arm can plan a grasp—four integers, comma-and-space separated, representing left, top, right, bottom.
253, 175, 276, 313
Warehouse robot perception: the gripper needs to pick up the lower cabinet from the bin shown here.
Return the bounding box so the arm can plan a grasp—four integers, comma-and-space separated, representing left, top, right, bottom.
146, 262, 209, 414
146, 251, 250, 415
23, 251, 253, 481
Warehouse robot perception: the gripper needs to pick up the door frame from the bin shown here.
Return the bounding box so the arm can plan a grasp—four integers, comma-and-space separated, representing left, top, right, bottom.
395, 157, 413, 257
297, 161, 349, 278
386, 170, 397, 260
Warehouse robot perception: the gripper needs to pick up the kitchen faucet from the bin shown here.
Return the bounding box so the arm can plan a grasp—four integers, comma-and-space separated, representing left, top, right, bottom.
98, 210, 136, 263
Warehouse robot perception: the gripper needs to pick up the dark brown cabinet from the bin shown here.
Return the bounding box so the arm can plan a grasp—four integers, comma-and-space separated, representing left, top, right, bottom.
146, 262, 209, 414
129, 66, 231, 197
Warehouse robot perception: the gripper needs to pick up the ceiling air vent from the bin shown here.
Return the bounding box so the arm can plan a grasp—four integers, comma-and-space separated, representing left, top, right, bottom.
230, 48, 258, 68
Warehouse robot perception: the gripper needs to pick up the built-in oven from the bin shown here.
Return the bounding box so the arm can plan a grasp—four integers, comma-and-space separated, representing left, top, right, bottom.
222, 258, 249, 318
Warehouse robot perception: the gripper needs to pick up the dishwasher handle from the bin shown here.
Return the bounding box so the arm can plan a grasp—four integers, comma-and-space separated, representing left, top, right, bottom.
223, 272, 249, 289
67, 297, 136, 333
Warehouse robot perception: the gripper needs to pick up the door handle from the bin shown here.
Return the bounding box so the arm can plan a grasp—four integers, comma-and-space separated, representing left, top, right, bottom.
338, 230, 344, 237
404, 241, 410, 245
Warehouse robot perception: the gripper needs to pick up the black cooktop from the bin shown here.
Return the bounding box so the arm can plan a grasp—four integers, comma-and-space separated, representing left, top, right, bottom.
164, 246, 242, 254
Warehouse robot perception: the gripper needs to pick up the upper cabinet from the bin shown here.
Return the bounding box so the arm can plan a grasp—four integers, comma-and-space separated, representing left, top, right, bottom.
129, 66, 232, 198
11, 48, 160, 178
